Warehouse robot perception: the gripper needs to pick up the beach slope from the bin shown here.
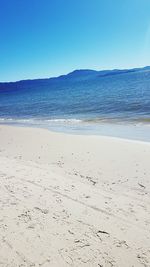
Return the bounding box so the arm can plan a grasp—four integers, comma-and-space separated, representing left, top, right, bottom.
0, 125, 150, 266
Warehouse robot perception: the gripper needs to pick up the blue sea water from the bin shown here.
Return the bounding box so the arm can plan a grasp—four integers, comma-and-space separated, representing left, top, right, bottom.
0, 68, 150, 141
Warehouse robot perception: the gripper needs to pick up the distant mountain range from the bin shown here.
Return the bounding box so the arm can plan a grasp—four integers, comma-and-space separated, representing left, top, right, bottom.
0, 66, 150, 91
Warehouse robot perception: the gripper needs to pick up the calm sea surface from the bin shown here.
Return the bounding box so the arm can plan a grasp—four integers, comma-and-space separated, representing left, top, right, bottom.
0, 69, 150, 141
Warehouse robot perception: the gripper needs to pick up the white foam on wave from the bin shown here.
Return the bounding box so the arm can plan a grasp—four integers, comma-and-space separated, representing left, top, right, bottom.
46, 119, 82, 123
0, 117, 82, 125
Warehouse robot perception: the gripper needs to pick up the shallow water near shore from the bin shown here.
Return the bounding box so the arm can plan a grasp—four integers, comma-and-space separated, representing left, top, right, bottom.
0, 118, 150, 142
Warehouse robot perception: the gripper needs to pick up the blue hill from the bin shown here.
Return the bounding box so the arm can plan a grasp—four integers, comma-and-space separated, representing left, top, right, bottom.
0, 66, 150, 91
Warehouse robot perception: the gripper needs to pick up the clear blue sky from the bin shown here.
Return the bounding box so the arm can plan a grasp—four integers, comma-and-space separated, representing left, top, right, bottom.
0, 0, 150, 81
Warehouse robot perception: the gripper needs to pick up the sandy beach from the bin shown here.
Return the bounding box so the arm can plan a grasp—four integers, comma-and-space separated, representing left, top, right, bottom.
0, 124, 150, 267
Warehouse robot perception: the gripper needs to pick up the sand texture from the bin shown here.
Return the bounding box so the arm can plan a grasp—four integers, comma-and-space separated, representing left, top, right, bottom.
0, 125, 150, 267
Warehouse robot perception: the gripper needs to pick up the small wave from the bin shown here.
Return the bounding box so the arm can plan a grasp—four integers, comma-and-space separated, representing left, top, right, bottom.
0, 117, 82, 125
0, 117, 150, 127
0, 118, 36, 123
0, 118, 14, 121
82, 117, 150, 126
46, 118, 82, 123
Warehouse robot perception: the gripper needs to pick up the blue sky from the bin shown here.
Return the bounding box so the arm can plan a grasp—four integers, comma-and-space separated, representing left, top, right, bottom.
0, 0, 150, 81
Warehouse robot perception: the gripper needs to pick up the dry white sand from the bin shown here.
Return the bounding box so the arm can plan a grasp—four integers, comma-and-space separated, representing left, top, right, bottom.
0, 125, 150, 267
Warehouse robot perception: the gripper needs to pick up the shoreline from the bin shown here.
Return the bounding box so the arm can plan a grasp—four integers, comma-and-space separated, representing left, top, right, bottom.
0, 120, 150, 143
0, 124, 150, 266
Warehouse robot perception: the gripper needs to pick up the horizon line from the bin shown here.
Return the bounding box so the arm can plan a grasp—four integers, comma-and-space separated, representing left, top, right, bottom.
0, 65, 150, 84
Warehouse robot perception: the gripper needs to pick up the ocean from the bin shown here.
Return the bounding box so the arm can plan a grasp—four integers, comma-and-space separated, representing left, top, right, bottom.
0, 67, 150, 141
